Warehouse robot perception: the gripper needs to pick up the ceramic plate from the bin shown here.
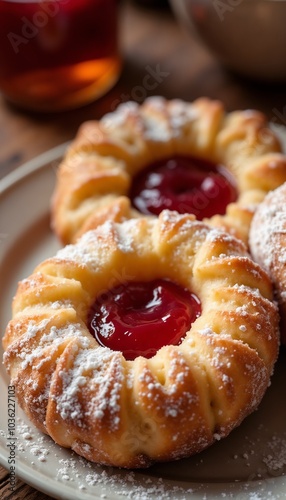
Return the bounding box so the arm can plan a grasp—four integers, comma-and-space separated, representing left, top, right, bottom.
0, 139, 286, 499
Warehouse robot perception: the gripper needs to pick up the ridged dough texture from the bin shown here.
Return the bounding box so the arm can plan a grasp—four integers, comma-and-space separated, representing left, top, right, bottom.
3, 211, 279, 468
51, 96, 286, 245
249, 182, 286, 345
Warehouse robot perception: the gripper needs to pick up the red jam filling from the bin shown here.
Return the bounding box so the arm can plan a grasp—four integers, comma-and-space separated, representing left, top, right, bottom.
88, 279, 201, 361
129, 156, 237, 219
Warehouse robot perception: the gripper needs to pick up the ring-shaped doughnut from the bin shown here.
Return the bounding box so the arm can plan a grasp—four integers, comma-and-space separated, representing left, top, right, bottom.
3, 211, 279, 467
51, 97, 286, 245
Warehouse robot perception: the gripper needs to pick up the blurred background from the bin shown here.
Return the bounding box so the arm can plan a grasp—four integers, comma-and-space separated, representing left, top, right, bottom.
0, 0, 285, 180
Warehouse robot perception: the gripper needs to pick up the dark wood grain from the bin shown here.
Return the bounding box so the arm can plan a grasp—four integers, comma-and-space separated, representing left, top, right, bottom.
0, 0, 285, 498
0, 467, 53, 500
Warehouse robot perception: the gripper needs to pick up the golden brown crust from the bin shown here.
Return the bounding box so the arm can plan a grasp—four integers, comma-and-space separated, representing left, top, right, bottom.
249, 182, 286, 345
3, 211, 279, 468
51, 97, 286, 245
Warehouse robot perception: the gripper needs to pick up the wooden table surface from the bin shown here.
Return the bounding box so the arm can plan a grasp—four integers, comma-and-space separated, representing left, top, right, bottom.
0, 0, 285, 498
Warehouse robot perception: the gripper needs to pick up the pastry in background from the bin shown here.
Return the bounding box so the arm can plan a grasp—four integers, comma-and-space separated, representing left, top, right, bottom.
51, 96, 286, 245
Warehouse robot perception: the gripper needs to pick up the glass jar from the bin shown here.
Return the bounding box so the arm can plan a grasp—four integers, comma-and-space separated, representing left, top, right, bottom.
0, 0, 121, 112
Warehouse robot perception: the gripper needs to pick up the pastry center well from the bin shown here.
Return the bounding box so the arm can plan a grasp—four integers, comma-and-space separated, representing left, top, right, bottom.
88, 279, 201, 360
129, 156, 237, 218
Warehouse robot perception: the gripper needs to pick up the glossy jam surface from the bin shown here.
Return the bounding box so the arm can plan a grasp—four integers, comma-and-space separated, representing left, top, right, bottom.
130, 156, 237, 219
88, 279, 201, 361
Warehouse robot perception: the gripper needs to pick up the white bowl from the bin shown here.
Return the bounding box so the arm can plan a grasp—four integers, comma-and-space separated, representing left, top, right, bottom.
170, 0, 286, 82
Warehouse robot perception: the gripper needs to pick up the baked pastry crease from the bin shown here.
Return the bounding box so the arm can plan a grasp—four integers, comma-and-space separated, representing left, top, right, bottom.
3, 211, 279, 467
51, 97, 286, 245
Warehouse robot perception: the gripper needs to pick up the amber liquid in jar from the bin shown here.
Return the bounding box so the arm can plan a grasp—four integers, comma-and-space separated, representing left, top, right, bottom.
0, 0, 121, 111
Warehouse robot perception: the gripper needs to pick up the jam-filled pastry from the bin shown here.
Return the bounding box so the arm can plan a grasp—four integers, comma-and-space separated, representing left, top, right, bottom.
51, 96, 286, 245
3, 211, 279, 468
249, 182, 286, 346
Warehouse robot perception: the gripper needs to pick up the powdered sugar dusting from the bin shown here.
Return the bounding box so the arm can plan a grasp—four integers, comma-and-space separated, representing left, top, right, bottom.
159, 210, 199, 234
168, 99, 198, 133
250, 184, 286, 273
55, 219, 140, 269
6, 320, 90, 372
101, 101, 139, 129
143, 116, 171, 143
250, 184, 286, 346
55, 236, 101, 269
56, 347, 123, 429
263, 435, 286, 473
3, 415, 285, 499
